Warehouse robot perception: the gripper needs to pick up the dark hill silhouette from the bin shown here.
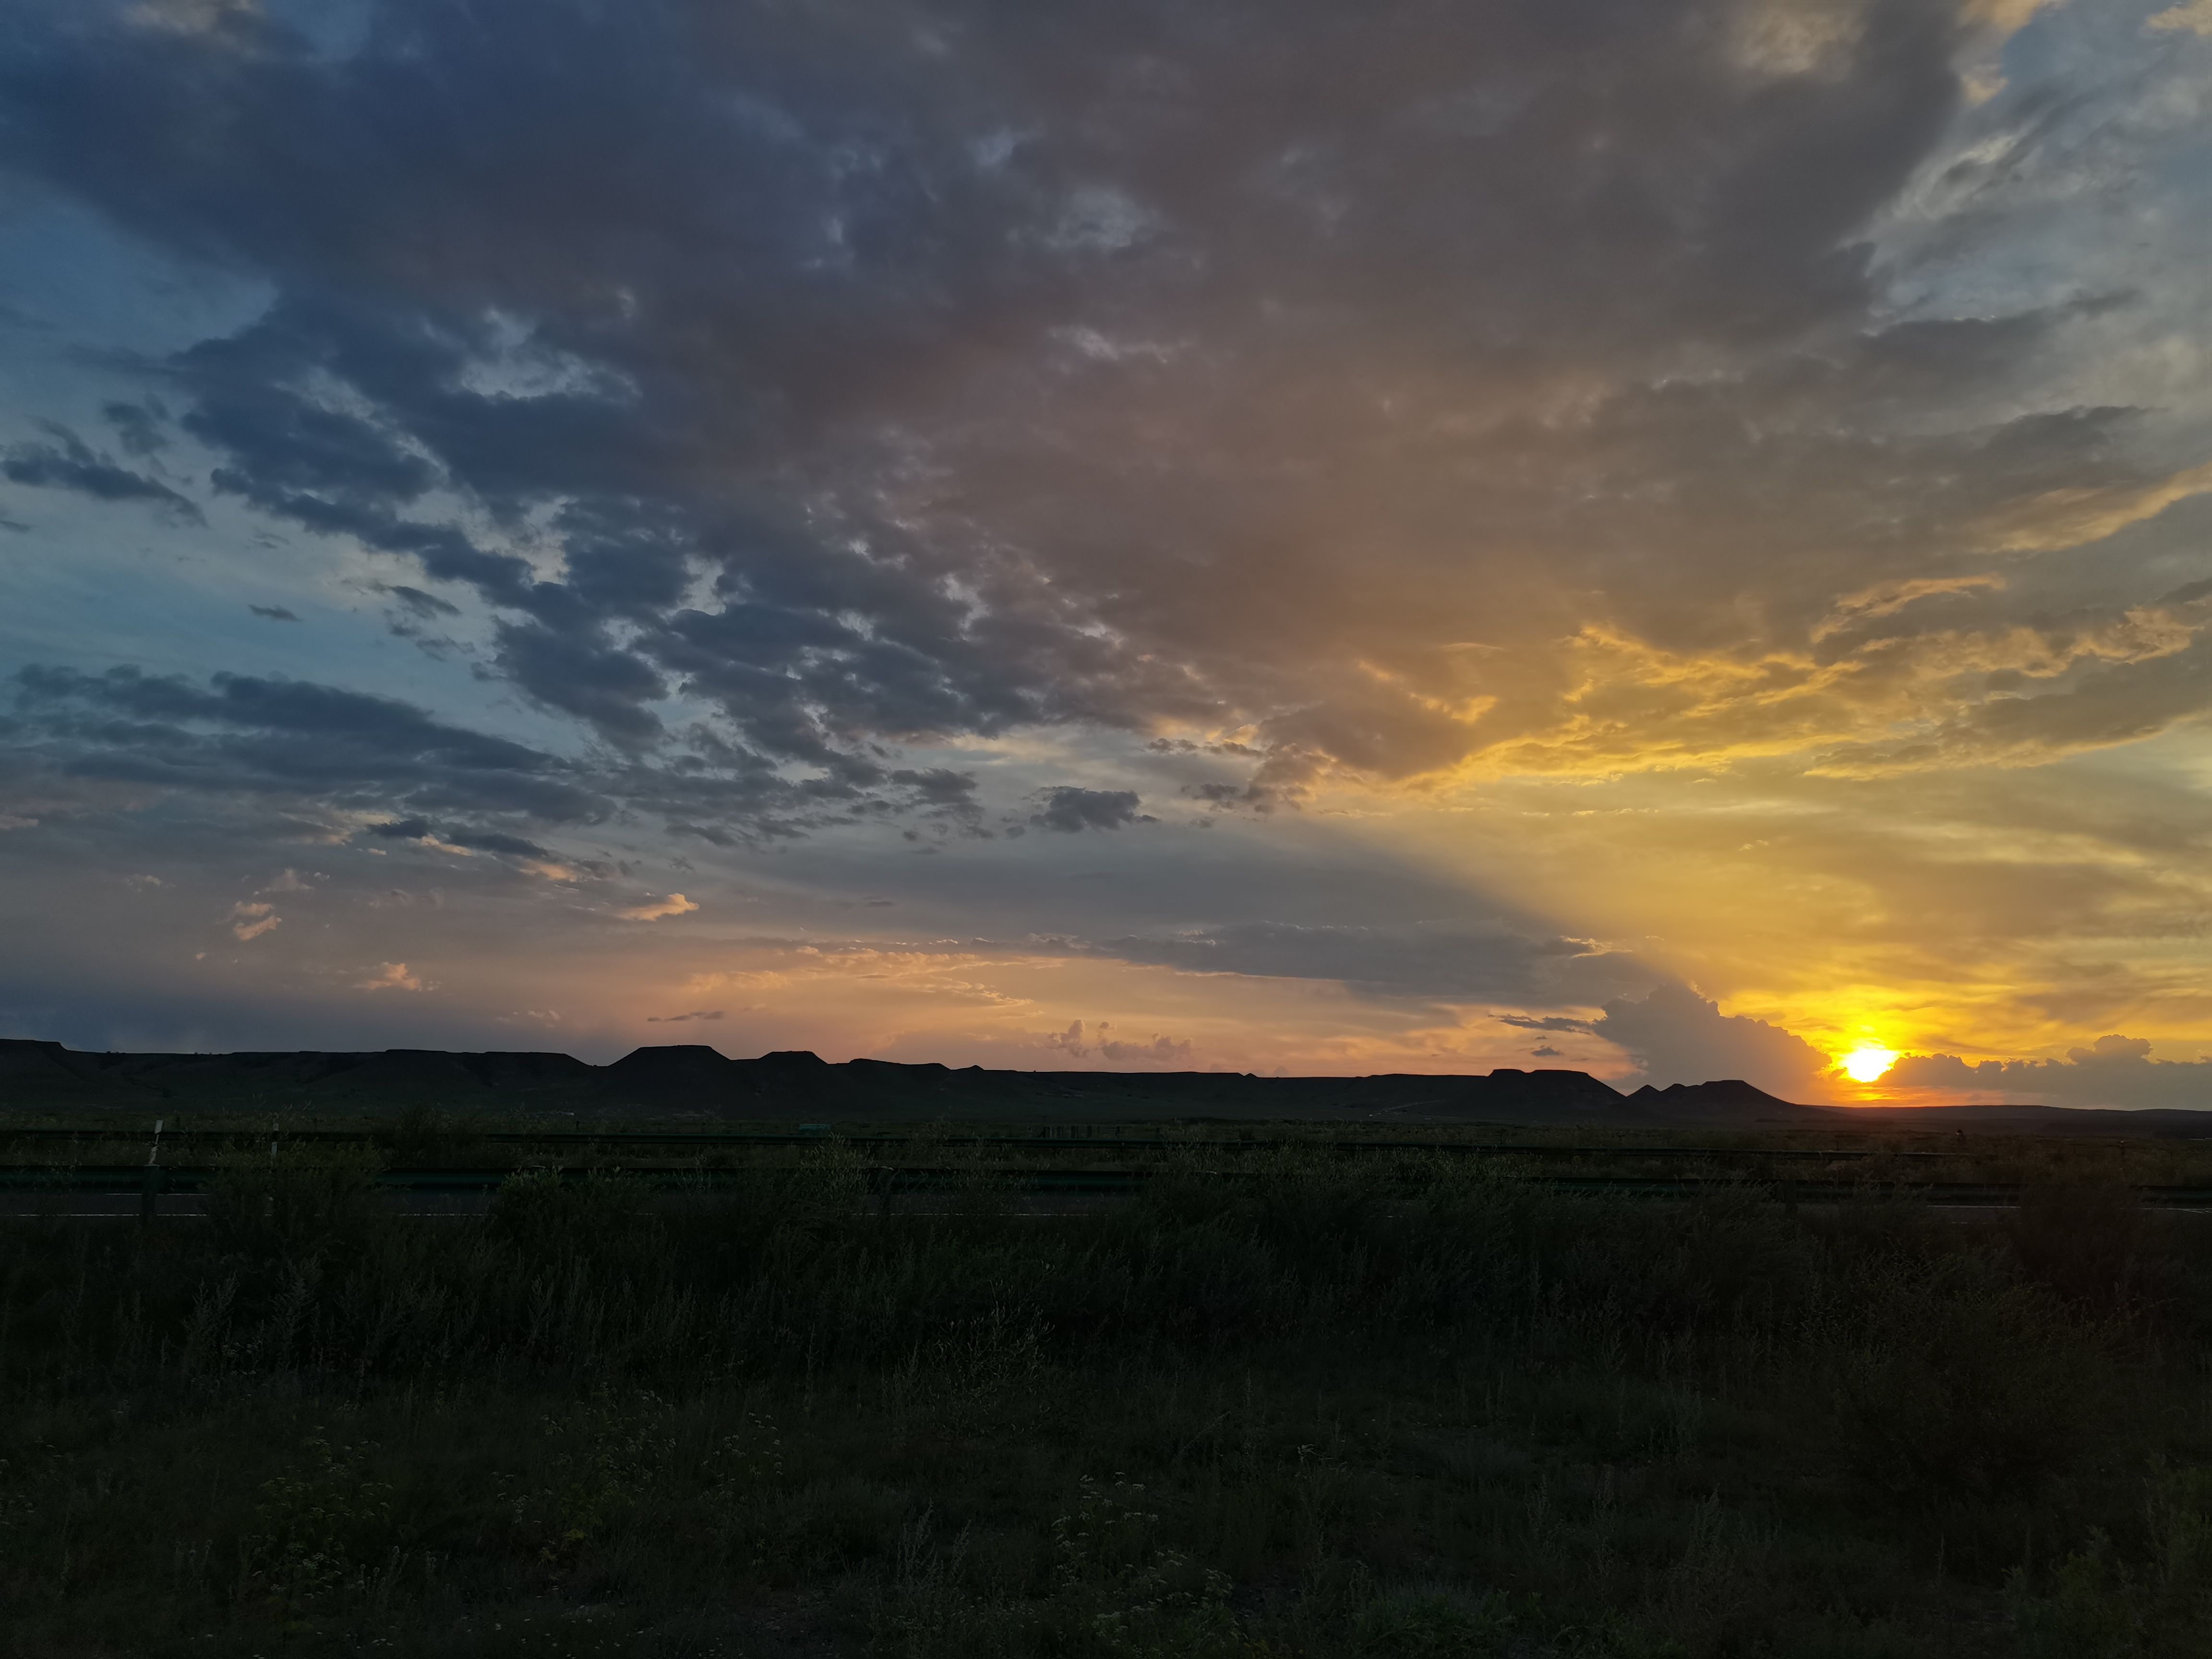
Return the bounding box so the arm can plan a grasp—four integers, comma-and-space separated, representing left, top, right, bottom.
0, 1039, 592, 1107
1620, 1079, 1825, 1126
0, 1035, 1659, 1120
2, 1036, 2203, 1132
601, 1043, 745, 1105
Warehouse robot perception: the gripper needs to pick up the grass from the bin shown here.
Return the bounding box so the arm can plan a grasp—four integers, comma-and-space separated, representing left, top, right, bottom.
4, 1136, 2212, 1655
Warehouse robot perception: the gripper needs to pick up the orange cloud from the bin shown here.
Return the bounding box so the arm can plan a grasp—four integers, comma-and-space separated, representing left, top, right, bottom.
1812, 575, 2008, 640
618, 892, 698, 921
229, 902, 279, 942
1977, 458, 2212, 554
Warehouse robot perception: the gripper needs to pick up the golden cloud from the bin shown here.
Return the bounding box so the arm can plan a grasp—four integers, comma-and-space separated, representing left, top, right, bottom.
1977, 458, 2212, 554
2147, 0, 2212, 36
618, 893, 699, 921
229, 901, 279, 942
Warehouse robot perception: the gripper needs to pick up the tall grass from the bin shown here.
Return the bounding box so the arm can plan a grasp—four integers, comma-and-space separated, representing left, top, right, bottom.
3, 1150, 2210, 1656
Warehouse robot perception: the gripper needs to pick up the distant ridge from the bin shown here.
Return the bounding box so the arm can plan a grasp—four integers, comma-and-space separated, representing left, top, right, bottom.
1621, 1079, 1823, 1126
2, 1036, 2205, 1133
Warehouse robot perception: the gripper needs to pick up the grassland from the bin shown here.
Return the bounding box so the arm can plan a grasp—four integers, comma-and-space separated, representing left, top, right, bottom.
4, 1119, 2212, 1657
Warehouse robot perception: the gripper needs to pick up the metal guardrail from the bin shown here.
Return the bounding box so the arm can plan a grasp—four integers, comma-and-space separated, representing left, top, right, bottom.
0, 1127, 1950, 1158
7, 1165, 2212, 1207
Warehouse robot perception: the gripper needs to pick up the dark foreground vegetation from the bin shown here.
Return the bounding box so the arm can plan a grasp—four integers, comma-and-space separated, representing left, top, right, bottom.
6, 1137, 2212, 1657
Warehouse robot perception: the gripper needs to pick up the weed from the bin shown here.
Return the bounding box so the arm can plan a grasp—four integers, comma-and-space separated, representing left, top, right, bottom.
1828, 1253, 2118, 1499
0, 1141, 2203, 1657
243, 1434, 399, 1610
202, 1142, 387, 1264
372, 1104, 486, 1168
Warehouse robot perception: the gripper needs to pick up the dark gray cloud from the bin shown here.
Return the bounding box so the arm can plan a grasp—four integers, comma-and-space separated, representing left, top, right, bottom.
374, 584, 461, 620
492, 619, 669, 751
2, 424, 202, 521
100, 399, 169, 456
247, 604, 301, 622
1030, 786, 1150, 833
891, 769, 980, 808
1891, 1036, 2212, 1111
1082, 919, 1642, 1003
0, 0, 2136, 812
1591, 983, 1834, 1095
6, 659, 1034, 856
22, 663, 553, 768
365, 817, 555, 860
11, 662, 607, 823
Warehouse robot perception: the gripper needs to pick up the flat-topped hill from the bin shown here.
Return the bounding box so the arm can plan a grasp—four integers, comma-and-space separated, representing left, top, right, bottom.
0, 1036, 1832, 1125
5, 1037, 2202, 1132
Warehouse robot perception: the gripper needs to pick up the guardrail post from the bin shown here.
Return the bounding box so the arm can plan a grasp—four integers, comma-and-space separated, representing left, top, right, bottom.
141, 1118, 164, 1222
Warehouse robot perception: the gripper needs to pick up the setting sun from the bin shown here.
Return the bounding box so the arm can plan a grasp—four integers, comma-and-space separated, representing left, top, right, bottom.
1840, 1046, 1899, 1084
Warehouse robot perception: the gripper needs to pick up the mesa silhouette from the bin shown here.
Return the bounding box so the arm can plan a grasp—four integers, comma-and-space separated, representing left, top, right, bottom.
1, 1037, 1815, 1125
7, 1038, 2204, 1133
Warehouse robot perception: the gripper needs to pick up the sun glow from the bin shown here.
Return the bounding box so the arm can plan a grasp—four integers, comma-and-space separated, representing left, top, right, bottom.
1839, 1045, 1899, 1083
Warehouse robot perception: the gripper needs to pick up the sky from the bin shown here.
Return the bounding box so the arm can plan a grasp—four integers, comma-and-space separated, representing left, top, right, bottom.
4, 0, 2212, 1106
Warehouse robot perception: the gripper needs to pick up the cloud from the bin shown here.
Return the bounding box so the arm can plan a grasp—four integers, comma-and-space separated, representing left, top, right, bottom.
376, 584, 463, 620
1976, 457, 2212, 555
228, 900, 279, 942
1087, 921, 1644, 1004
366, 817, 555, 860
494, 619, 668, 750
1, 0, 2141, 810
247, 605, 301, 622
8, 664, 609, 827
1029, 788, 1152, 834
1591, 982, 1836, 1097
101, 400, 168, 457
1100, 1033, 1194, 1066
125, 0, 259, 36
1812, 575, 2008, 641
8, 663, 1031, 850
1890, 1035, 2212, 1109
618, 892, 697, 921
892, 769, 982, 809
647, 1009, 723, 1022
2147, 0, 2212, 36
358, 962, 425, 992
16, 664, 578, 798
1045, 1019, 1192, 1066
0, 0, 2208, 1077
1, 425, 202, 522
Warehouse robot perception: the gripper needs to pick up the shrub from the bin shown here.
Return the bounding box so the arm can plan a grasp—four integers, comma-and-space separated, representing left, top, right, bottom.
1829, 1253, 2118, 1500
1350, 1585, 1525, 1655
201, 1142, 388, 1264
370, 1103, 484, 1168
2011, 1182, 2147, 1314
488, 1169, 657, 1263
